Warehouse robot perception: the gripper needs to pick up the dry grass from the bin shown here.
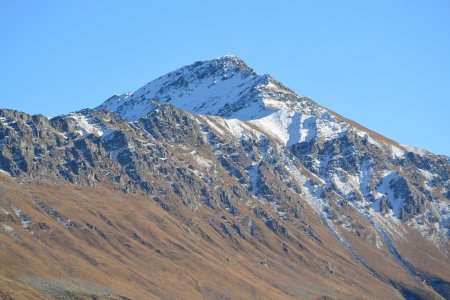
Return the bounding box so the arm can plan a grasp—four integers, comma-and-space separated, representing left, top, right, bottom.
0, 174, 441, 299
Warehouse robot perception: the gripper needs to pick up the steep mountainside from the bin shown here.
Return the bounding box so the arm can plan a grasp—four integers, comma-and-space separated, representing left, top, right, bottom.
0, 56, 448, 299
98, 55, 449, 245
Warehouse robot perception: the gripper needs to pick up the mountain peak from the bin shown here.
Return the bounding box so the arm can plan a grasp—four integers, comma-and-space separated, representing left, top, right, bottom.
98, 55, 294, 121
211, 53, 246, 65
184, 54, 256, 78
97, 56, 430, 159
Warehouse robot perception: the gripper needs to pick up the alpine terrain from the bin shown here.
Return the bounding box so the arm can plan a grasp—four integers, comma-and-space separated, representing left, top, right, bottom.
0, 55, 449, 299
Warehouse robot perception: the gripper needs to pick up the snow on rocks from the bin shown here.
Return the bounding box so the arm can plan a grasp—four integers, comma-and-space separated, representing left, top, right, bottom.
0, 169, 11, 177
67, 112, 106, 137
12, 205, 31, 229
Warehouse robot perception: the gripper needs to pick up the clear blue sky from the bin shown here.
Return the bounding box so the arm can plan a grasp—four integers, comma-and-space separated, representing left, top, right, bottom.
1, 1, 449, 155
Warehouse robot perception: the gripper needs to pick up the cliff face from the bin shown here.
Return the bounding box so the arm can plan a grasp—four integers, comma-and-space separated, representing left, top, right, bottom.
0, 56, 448, 299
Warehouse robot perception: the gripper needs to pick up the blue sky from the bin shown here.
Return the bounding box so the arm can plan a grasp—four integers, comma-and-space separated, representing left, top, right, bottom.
1, 0, 449, 155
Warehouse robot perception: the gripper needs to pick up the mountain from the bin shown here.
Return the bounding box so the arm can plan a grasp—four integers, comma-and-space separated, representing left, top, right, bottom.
0, 55, 448, 299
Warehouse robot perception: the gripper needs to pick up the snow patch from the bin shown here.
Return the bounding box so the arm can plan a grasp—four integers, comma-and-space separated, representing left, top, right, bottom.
0, 169, 11, 177
68, 113, 105, 137
12, 205, 31, 228
191, 153, 213, 169
2, 224, 14, 233
376, 172, 405, 219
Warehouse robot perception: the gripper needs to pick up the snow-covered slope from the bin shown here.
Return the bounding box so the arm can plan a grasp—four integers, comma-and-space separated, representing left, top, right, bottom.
99, 55, 272, 120
98, 55, 423, 164
98, 55, 352, 146
98, 55, 430, 157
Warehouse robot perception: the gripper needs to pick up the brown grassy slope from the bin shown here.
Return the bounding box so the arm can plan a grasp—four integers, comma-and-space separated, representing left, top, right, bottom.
333, 204, 447, 300
0, 174, 406, 300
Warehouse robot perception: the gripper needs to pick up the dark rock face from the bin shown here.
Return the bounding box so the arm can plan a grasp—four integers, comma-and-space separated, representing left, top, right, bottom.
289, 126, 448, 224
378, 196, 392, 215
1, 100, 448, 241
